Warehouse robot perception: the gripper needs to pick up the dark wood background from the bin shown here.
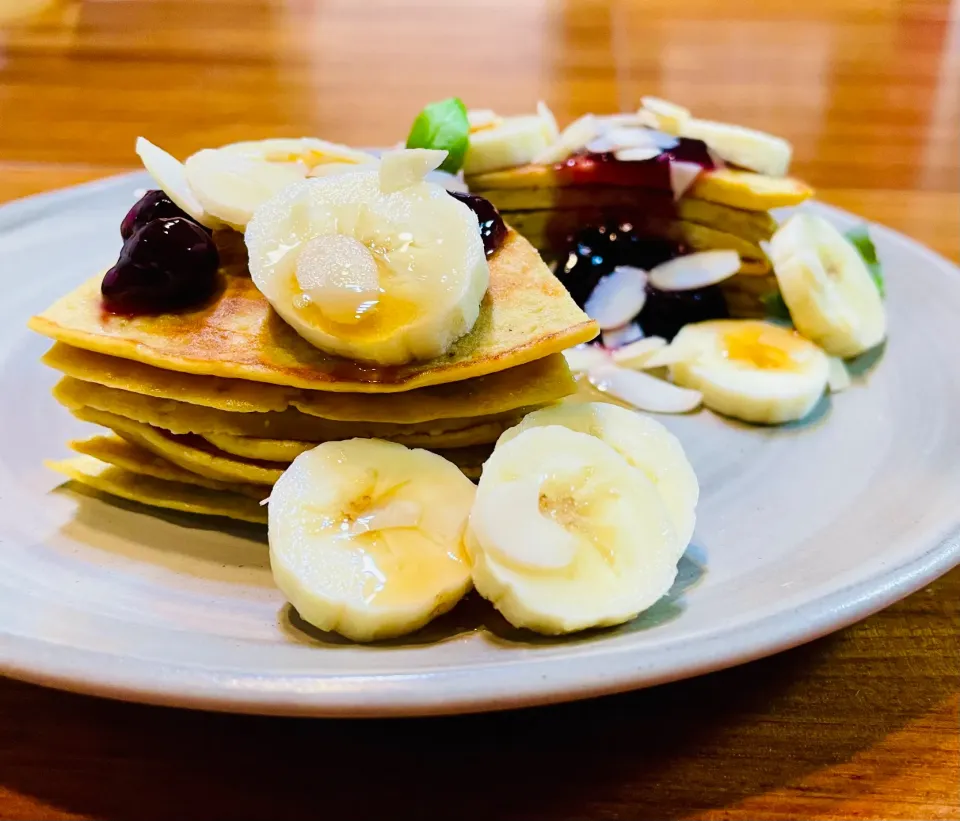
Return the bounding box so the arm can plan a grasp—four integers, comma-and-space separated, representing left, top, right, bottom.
0, 1, 957, 819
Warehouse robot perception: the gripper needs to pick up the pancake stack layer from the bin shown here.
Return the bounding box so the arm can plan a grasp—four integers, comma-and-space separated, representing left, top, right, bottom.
30, 230, 596, 523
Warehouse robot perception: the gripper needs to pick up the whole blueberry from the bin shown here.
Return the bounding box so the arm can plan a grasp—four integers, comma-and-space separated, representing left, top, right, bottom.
120, 190, 208, 241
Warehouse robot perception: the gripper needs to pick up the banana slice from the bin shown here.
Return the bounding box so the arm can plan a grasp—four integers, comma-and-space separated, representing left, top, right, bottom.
770, 213, 886, 358
664, 319, 829, 424
498, 401, 699, 553
463, 104, 559, 175
635, 98, 791, 176
184, 138, 375, 231
680, 118, 792, 177
467, 425, 680, 635
246, 150, 489, 365
135, 137, 222, 229
268, 439, 476, 642
639, 97, 691, 135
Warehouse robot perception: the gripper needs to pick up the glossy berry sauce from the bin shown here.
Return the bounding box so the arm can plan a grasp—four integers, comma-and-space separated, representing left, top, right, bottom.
120, 189, 209, 241
102, 217, 220, 315
448, 190, 508, 257
554, 136, 717, 192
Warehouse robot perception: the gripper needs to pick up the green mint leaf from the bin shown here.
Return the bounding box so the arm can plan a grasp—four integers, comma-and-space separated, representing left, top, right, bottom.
762, 291, 792, 320
405, 97, 469, 174
845, 224, 885, 298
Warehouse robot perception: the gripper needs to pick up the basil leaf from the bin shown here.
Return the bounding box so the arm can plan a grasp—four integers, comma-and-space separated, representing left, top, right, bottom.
762, 291, 792, 321
405, 97, 470, 174
845, 224, 885, 298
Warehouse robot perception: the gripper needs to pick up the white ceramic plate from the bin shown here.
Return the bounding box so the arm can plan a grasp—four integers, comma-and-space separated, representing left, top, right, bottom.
1, 173, 958, 717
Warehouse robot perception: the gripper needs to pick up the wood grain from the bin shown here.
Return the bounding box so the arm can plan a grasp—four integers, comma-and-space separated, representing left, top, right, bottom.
0, 1, 958, 819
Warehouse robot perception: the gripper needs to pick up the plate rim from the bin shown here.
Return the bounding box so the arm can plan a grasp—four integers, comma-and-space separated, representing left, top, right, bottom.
1, 174, 958, 717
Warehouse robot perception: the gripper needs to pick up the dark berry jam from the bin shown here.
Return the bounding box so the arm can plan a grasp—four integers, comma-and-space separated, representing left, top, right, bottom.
121, 189, 209, 241
638, 285, 729, 340
553, 136, 718, 192
102, 217, 220, 315
557, 222, 729, 340
448, 190, 508, 257
557, 224, 682, 306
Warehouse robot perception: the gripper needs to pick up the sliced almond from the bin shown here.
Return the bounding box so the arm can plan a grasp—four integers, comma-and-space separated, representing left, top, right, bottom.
533, 114, 600, 165
669, 161, 704, 200
649, 250, 741, 291
614, 146, 663, 163
588, 365, 703, 414
584, 266, 648, 330
563, 344, 611, 373
611, 336, 667, 369
602, 322, 644, 349
827, 357, 851, 392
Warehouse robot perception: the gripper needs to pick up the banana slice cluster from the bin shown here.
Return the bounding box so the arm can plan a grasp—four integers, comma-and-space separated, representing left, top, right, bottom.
467, 402, 698, 635
245, 149, 490, 365
268, 402, 699, 640
136, 136, 376, 231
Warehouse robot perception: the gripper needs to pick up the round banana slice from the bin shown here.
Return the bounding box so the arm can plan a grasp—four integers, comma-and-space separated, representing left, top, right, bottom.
246, 150, 489, 365
498, 401, 699, 554
468, 425, 680, 635
184, 138, 376, 231
770, 213, 886, 358
268, 439, 476, 642
665, 319, 829, 424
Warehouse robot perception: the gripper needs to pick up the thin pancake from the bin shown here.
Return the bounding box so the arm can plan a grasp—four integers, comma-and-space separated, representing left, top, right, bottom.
42, 343, 575, 421
70, 434, 267, 499
53, 376, 524, 446
29, 230, 597, 392
71, 406, 285, 484
473, 188, 777, 242
48, 455, 269, 524
465, 166, 814, 211
204, 433, 492, 474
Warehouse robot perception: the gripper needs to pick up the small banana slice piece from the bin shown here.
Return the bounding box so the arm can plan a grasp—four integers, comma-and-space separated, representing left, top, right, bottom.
468, 425, 680, 635
665, 319, 830, 424
184, 138, 375, 231
268, 439, 476, 642
498, 401, 699, 553
770, 213, 887, 358
680, 119, 792, 177
246, 150, 489, 365
636, 98, 791, 176
463, 103, 559, 175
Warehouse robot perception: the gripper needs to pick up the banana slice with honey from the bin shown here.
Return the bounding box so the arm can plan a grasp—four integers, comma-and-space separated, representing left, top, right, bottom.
246, 149, 489, 365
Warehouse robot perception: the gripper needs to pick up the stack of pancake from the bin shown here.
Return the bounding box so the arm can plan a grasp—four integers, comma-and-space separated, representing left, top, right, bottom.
466, 162, 814, 317
30, 230, 596, 524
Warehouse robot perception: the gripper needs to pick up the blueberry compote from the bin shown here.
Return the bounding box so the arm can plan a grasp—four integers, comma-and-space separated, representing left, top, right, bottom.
103, 190, 220, 315
102, 217, 219, 315
557, 223, 728, 341
447, 190, 508, 257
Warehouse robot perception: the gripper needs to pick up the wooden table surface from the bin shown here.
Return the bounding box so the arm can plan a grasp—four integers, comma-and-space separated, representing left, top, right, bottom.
0, 1, 958, 819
